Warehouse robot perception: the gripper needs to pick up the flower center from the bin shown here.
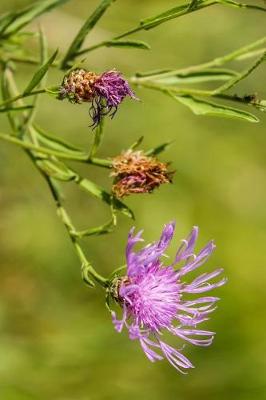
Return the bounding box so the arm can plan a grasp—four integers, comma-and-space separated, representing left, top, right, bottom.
118, 267, 180, 331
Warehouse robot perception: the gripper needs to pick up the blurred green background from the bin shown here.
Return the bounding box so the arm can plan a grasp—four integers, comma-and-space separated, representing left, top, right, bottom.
0, 1, 266, 399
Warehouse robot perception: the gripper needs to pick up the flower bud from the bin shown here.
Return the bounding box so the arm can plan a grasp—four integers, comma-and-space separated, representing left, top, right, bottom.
111, 150, 173, 198
58, 68, 136, 127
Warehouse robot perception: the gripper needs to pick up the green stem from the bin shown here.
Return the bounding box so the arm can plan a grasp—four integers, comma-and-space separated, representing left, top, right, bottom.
1, 72, 109, 289
0, 131, 112, 167
74, 1, 265, 57
0, 88, 46, 108
130, 79, 262, 108
53, 192, 108, 288
134, 37, 266, 82
75, 1, 215, 56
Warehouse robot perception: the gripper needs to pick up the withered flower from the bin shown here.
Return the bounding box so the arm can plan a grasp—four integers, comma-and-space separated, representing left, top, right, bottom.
58, 69, 136, 127
111, 150, 174, 198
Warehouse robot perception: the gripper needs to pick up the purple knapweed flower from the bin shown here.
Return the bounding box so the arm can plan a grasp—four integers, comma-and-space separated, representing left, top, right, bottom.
58, 69, 137, 127
110, 222, 226, 373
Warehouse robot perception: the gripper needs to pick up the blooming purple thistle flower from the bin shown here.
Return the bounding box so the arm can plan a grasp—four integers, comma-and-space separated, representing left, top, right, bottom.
91, 70, 137, 127
110, 222, 226, 373
58, 68, 136, 128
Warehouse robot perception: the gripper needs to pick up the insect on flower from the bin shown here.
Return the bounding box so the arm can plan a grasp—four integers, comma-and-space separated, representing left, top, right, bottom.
108, 222, 226, 373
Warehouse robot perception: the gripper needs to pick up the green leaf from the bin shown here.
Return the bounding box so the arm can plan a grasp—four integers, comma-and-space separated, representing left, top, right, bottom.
145, 141, 173, 156
130, 136, 144, 150
33, 125, 83, 155
106, 39, 150, 50
217, 0, 266, 12
149, 68, 237, 85
3, 0, 70, 38
74, 218, 115, 238
136, 69, 172, 78
89, 118, 104, 158
214, 51, 266, 94
78, 178, 134, 219
0, 105, 33, 112
39, 26, 48, 65
1, 67, 21, 132
140, 0, 211, 30
81, 264, 95, 288
0, 12, 16, 36
61, 0, 116, 69
36, 159, 77, 181
175, 95, 259, 123
23, 49, 58, 95
188, 0, 200, 10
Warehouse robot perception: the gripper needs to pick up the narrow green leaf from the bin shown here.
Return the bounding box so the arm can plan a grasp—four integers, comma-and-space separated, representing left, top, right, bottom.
37, 159, 77, 181
39, 27, 48, 65
89, 118, 104, 158
78, 178, 134, 219
188, 0, 200, 10
217, 0, 266, 12
33, 125, 83, 155
23, 49, 58, 95
74, 218, 115, 238
0, 12, 16, 36
81, 264, 95, 288
175, 95, 259, 123
0, 105, 33, 112
151, 68, 238, 85
1, 67, 21, 132
236, 48, 266, 61
106, 39, 150, 50
130, 136, 144, 150
145, 141, 173, 156
61, 0, 116, 69
214, 51, 266, 94
140, 0, 212, 30
3, 0, 70, 37
136, 69, 171, 78
141, 3, 188, 25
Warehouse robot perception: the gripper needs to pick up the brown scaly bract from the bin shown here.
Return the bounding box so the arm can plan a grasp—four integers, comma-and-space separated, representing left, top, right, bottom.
111, 150, 174, 198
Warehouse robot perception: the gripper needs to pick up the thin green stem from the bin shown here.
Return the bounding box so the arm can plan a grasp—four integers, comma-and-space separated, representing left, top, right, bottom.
53, 190, 109, 288
213, 50, 266, 94
134, 37, 266, 82
0, 88, 46, 108
76, 0, 215, 56
74, 1, 265, 57
130, 79, 262, 108
2, 66, 109, 289
0, 131, 112, 166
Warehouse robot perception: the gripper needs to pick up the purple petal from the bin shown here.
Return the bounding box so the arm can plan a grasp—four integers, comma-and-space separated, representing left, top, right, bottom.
159, 340, 194, 373
173, 226, 199, 264
111, 308, 127, 333
140, 338, 164, 362
178, 241, 216, 277
126, 222, 175, 277
170, 327, 215, 346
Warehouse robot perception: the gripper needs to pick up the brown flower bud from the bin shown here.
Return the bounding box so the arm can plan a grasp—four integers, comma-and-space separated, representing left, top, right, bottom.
111, 150, 174, 198
58, 69, 99, 103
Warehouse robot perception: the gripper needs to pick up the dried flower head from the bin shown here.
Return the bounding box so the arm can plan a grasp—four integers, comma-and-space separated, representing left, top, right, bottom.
110, 222, 226, 373
58, 68, 136, 127
111, 150, 173, 198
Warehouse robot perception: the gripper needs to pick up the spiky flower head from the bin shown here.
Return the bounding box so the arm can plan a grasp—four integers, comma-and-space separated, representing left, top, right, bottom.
111, 150, 173, 198
110, 222, 226, 373
58, 68, 136, 127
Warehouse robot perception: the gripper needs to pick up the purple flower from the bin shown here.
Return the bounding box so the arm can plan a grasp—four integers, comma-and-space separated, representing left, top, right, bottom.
58, 69, 137, 128
91, 70, 137, 127
110, 222, 226, 373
